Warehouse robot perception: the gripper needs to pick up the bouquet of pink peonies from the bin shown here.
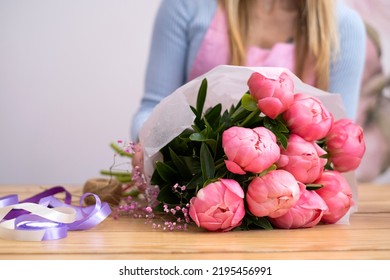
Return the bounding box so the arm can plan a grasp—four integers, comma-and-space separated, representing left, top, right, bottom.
124, 66, 365, 232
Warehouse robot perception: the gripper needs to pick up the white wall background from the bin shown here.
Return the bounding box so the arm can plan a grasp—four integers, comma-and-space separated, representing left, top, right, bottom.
0, 0, 161, 185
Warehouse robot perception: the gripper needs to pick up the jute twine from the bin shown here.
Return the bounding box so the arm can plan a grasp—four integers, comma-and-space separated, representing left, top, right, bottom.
82, 178, 122, 206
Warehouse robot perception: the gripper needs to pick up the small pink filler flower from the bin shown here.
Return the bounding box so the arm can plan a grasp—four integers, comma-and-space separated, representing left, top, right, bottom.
222, 126, 280, 175
247, 71, 294, 119
189, 179, 245, 231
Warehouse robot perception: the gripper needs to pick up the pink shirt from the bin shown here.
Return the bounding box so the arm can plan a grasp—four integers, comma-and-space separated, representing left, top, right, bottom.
189, 5, 315, 86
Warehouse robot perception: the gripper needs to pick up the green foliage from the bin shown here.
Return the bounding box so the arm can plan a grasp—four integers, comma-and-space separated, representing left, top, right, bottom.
239, 214, 274, 230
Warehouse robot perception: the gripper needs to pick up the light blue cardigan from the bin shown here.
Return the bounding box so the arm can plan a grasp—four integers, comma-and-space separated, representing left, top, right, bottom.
131, 0, 366, 140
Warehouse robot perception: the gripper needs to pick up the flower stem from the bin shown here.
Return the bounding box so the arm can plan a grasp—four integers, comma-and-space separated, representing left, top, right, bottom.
239, 110, 260, 127
110, 142, 133, 158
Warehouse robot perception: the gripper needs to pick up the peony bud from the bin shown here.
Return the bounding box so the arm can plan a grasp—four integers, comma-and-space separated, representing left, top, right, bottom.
283, 93, 334, 141
314, 170, 354, 224
246, 170, 300, 218
189, 179, 245, 231
269, 183, 328, 229
277, 134, 327, 183
325, 118, 366, 172
222, 126, 280, 174
247, 71, 294, 119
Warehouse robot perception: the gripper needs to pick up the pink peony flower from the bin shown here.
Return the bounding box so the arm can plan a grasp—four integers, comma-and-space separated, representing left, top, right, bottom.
325, 118, 366, 172
222, 126, 280, 175
283, 93, 334, 141
247, 71, 294, 119
314, 170, 354, 224
246, 170, 300, 218
269, 183, 328, 229
276, 134, 327, 183
189, 179, 245, 231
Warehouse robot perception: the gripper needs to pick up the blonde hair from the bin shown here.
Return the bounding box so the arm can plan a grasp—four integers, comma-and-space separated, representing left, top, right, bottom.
221, 0, 339, 91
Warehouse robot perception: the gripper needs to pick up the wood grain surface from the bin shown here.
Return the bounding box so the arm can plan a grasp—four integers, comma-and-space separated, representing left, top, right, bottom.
1, 183, 389, 260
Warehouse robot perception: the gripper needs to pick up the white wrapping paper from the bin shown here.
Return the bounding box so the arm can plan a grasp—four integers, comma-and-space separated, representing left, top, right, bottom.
139, 65, 358, 223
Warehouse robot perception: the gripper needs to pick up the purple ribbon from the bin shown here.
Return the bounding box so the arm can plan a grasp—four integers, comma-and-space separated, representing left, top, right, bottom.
3, 186, 71, 220
0, 194, 19, 208
0, 186, 112, 241
15, 214, 69, 240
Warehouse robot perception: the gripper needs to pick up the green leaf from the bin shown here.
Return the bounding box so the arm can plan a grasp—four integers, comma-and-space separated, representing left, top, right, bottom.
191, 78, 208, 130
100, 170, 132, 183
190, 105, 199, 119
181, 156, 201, 175
306, 184, 324, 190
230, 106, 249, 123
263, 117, 289, 137
248, 216, 273, 230
239, 110, 261, 127
114, 176, 132, 183
200, 142, 215, 181
204, 104, 222, 129
150, 169, 165, 186
258, 164, 277, 177
169, 148, 192, 179
110, 142, 133, 158
275, 131, 289, 150
189, 128, 218, 156
215, 110, 232, 133
186, 172, 203, 189
263, 117, 289, 149
241, 93, 258, 112
196, 78, 208, 116
275, 116, 289, 133
157, 185, 181, 204
189, 132, 206, 142
155, 161, 178, 183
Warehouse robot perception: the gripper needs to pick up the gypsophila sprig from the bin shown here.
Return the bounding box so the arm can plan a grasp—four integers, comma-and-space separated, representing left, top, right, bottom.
101, 140, 191, 231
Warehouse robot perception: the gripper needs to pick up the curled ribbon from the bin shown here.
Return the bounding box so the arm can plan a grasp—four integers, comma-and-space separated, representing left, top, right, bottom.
0, 186, 112, 241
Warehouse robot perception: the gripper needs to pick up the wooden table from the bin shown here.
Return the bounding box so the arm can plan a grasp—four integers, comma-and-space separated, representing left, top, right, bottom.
0, 183, 389, 260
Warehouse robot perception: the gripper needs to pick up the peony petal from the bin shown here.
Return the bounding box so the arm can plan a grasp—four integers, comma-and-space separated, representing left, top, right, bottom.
189, 198, 200, 227
221, 179, 245, 198
257, 98, 284, 119
196, 213, 222, 231
225, 160, 246, 175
